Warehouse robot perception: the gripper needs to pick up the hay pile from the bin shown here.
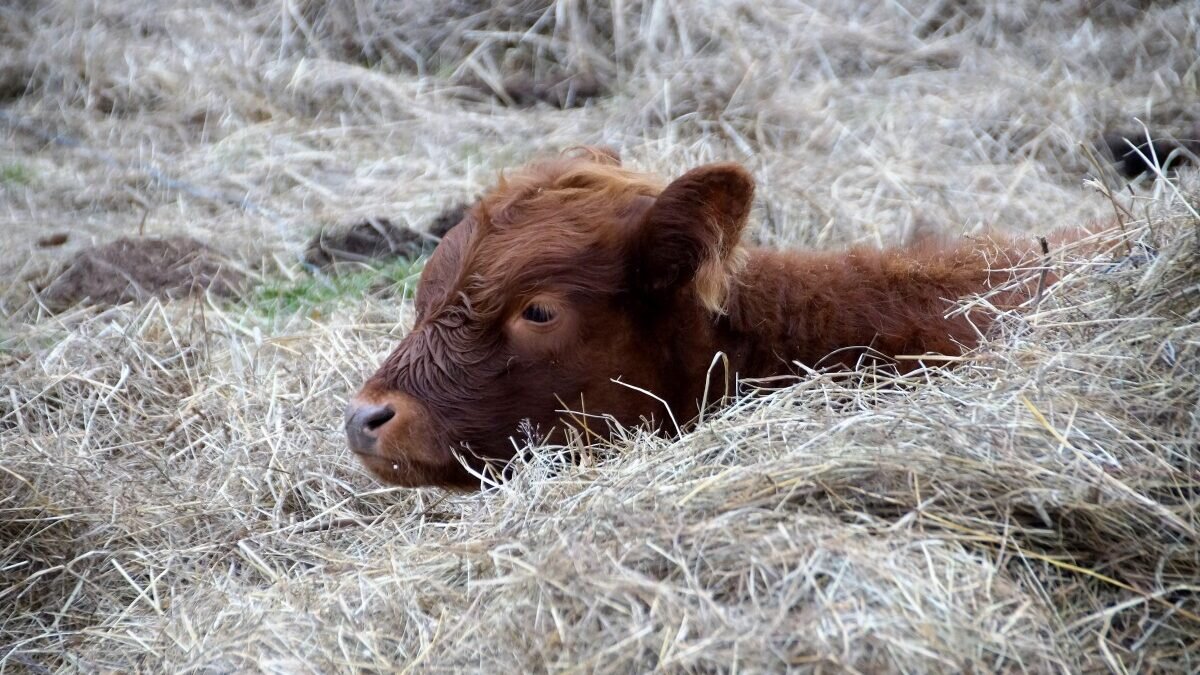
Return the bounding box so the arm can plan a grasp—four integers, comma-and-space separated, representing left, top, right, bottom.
2, 0, 1198, 671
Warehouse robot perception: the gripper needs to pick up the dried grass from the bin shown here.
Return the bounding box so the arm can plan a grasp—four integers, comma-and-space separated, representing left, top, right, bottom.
2, 0, 1199, 672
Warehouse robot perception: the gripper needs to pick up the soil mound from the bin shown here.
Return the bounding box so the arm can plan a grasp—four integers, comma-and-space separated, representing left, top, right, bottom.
1103, 125, 1200, 178
427, 201, 470, 238
303, 204, 470, 268
457, 72, 605, 108
303, 218, 432, 268
39, 236, 244, 312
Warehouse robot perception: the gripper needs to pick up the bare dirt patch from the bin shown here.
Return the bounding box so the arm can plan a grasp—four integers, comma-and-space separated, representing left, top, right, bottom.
303, 203, 470, 268
457, 72, 606, 108
1103, 125, 1200, 178
426, 201, 471, 238
37, 236, 245, 312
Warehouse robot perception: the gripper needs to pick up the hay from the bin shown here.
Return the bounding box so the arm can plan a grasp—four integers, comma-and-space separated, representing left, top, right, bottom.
2, 0, 1199, 671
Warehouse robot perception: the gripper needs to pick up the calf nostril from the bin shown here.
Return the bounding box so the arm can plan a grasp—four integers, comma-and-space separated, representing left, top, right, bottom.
345, 403, 398, 456
362, 405, 396, 432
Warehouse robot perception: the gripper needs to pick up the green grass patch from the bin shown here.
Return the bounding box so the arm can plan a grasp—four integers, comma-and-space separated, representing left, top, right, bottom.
244, 257, 425, 319
1, 162, 34, 186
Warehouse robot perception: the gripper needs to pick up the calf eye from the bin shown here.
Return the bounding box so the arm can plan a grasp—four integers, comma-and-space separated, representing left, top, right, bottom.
521, 304, 555, 324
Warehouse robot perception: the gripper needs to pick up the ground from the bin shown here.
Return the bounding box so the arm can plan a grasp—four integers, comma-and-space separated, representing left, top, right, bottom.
1, 1, 1198, 672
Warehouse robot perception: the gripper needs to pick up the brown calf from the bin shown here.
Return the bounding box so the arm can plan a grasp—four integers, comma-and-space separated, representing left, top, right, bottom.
346, 148, 1061, 489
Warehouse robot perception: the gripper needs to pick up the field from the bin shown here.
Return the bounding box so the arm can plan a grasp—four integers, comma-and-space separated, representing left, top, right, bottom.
2, 0, 1199, 672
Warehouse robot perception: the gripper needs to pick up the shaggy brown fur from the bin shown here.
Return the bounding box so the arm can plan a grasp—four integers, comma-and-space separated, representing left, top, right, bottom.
346, 148, 1065, 489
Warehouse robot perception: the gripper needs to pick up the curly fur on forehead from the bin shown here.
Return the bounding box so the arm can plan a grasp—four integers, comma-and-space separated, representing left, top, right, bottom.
442, 150, 668, 318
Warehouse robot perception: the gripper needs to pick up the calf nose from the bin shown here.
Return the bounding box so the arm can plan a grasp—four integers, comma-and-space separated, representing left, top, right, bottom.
344, 402, 396, 454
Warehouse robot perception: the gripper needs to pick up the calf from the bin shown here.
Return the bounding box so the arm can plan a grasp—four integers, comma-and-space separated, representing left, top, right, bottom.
346, 148, 1062, 488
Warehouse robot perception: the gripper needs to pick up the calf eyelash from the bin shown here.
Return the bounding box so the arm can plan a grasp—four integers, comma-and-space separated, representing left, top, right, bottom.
521, 304, 555, 323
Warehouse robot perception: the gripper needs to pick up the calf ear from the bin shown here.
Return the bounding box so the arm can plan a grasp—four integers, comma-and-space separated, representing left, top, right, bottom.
628, 163, 754, 312
415, 216, 474, 317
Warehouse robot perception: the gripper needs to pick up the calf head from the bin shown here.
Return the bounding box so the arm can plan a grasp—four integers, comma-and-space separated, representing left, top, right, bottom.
346, 149, 755, 488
